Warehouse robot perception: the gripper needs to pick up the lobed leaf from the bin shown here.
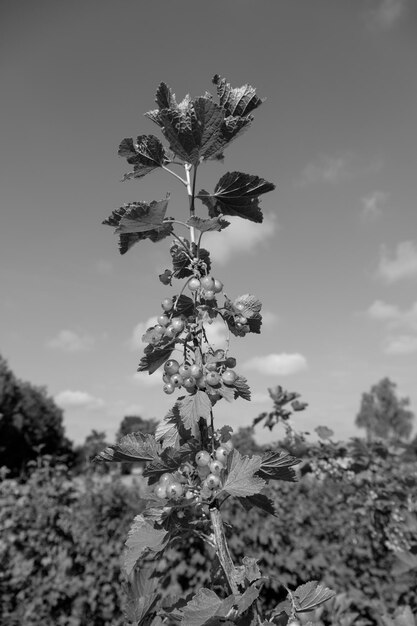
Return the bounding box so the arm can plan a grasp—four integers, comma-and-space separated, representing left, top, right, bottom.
238, 493, 278, 516
233, 294, 262, 319
93, 432, 160, 464
119, 134, 170, 181
137, 345, 173, 374
293, 581, 336, 613
186, 216, 230, 233
180, 588, 235, 626
257, 450, 301, 482
233, 376, 251, 401
123, 564, 160, 626
178, 391, 212, 431
123, 514, 168, 576
223, 450, 265, 498
198, 172, 275, 223
213, 74, 264, 118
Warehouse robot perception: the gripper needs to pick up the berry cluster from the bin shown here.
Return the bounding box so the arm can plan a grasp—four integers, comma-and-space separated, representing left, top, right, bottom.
162, 357, 238, 395
187, 274, 223, 300
154, 440, 234, 502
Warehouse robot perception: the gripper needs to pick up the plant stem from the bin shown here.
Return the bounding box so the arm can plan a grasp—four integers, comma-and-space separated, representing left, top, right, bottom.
209, 507, 239, 595
185, 163, 196, 246
161, 164, 187, 186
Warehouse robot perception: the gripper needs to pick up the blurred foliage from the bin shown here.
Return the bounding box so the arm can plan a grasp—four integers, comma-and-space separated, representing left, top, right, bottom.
0, 355, 73, 475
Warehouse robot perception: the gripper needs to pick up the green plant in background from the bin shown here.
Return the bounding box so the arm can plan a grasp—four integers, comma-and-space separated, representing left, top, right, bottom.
96, 75, 336, 625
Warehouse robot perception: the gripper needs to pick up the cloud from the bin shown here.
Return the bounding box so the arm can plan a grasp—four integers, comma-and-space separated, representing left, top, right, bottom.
48, 330, 94, 352
203, 213, 277, 265
367, 299, 417, 355
242, 353, 307, 376
367, 0, 407, 29
132, 371, 162, 387
204, 319, 228, 346
360, 191, 387, 221
130, 316, 158, 350
377, 241, 417, 282
297, 154, 352, 186
55, 390, 105, 410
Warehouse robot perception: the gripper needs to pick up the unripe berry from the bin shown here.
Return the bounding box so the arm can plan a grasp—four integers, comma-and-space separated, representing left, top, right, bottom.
154, 484, 167, 499
153, 325, 166, 337
200, 276, 215, 290
170, 373, 183, 387
204, 474, 220, 489
205, 371, 221, 386
165, 325, 177, 338
161, 298, 173, 311
164, 359, 180, 375
163, 382, 175, 395
157, 314, 170, 327
159, 473, 174, 487
188, 277, 200, 291
190, 364, 203, 378
215, 446, 229, 463
195, 450, 211, 466
203, 290, 215, 300
213, 279, 223, 293
205, 362, 218, 372
178, 363, 190, 377
183, 376, 196, 390
171, 318, 185, 333
222, 369, 237, 385
166, 482, 184, 499
209, 460, 224, 475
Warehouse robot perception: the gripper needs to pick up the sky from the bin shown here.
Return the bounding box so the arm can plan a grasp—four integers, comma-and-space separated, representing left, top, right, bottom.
1, 0, 417, 446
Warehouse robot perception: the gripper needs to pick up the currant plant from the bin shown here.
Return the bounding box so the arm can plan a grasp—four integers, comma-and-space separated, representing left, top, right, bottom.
95, 75, 335, 626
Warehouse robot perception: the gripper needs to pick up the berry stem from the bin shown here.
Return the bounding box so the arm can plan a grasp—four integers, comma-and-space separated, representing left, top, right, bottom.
185, 163, 196, 246
161, 164, 188, 186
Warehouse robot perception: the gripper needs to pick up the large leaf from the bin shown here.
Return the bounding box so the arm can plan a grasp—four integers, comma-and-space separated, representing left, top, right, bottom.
213, 74, 264, 118
93, 432, 160, 464
292, 581, 335, 613
123, 564, 160, 626
102, 199, 173, 254
223, 450, 265, 498
257, 450, 301, 482
123, 515, 168, 576
198, 172, 275, 223
180, 589, 235, 626
119, 134, 170, 181
178, 391, 212, 432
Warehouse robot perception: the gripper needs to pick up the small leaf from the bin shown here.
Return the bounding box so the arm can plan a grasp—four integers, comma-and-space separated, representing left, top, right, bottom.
233, 376, 251, 401
223, 450, 265, 498
119, 134, 170, 180
180, 588, 225, 626
315, 425, 334, 440
137, 346, 173, 374
233, 294, 262, 319
235, 586, 260, 615
257, 450, 301, 482
93, 432, 160, 464
293, 581, 336, 613
178, 391, 212, 432
170, 239, 211, 279
187, 216, 230, 232
238, 493, 278, 516
198, 172, 275, 223
213, 74, 264, 118
123, 515, 168, 576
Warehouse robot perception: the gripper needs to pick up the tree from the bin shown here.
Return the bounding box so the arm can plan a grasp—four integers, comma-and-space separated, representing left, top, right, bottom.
355, 377, 414, 442
0, 355, 72, 475
116, 415, 158, 441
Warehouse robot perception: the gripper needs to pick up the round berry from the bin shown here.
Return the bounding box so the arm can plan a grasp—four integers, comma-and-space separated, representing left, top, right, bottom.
195, 450, 211, 467
205, 371, 221, 386
166, 482, 184, 499
157, 314, 170, 327
196, 378, 207, 390
203, 290, 215, 300
164, 360, 180, 375
190, 364, 203, 379
153, 325, 166, 337
159, 473, 174, 487
171, 318, 185, 333
178, 363, 190, 377
213, 279, 223, 293
205, 362, 218, 372
163, 382, 175, 395
235, 302, 245, 312
215, 446, 229, 463
162, 373, 171, 384
225, 357, 237, 368
170, 373, 183, 387
213, 349, 225, 360
222, 369, 237, 385
183, 376, 196, 390
188, 277, 201, 291
164, 325, 177, 339
154, 484, 167, 499
161, 298, 173, 312
200, 276, 215, 290
209, 460, 224, 475
204, 474, 221, 489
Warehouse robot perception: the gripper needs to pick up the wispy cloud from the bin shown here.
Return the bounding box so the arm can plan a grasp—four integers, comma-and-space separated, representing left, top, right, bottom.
360, 191, 387, 222
242, 353, 307, 376
55, 390, 105, 410
203, 213, 277, 265
367, 299, 417, 355
297, 154, 352, 186
130, 316, 158, 351
377, 241, 417, 282
48, 330, 94, 353
367, 0, 408, 30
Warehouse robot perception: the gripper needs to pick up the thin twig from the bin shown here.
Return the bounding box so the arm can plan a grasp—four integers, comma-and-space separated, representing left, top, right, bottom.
161, 164, 187, 185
